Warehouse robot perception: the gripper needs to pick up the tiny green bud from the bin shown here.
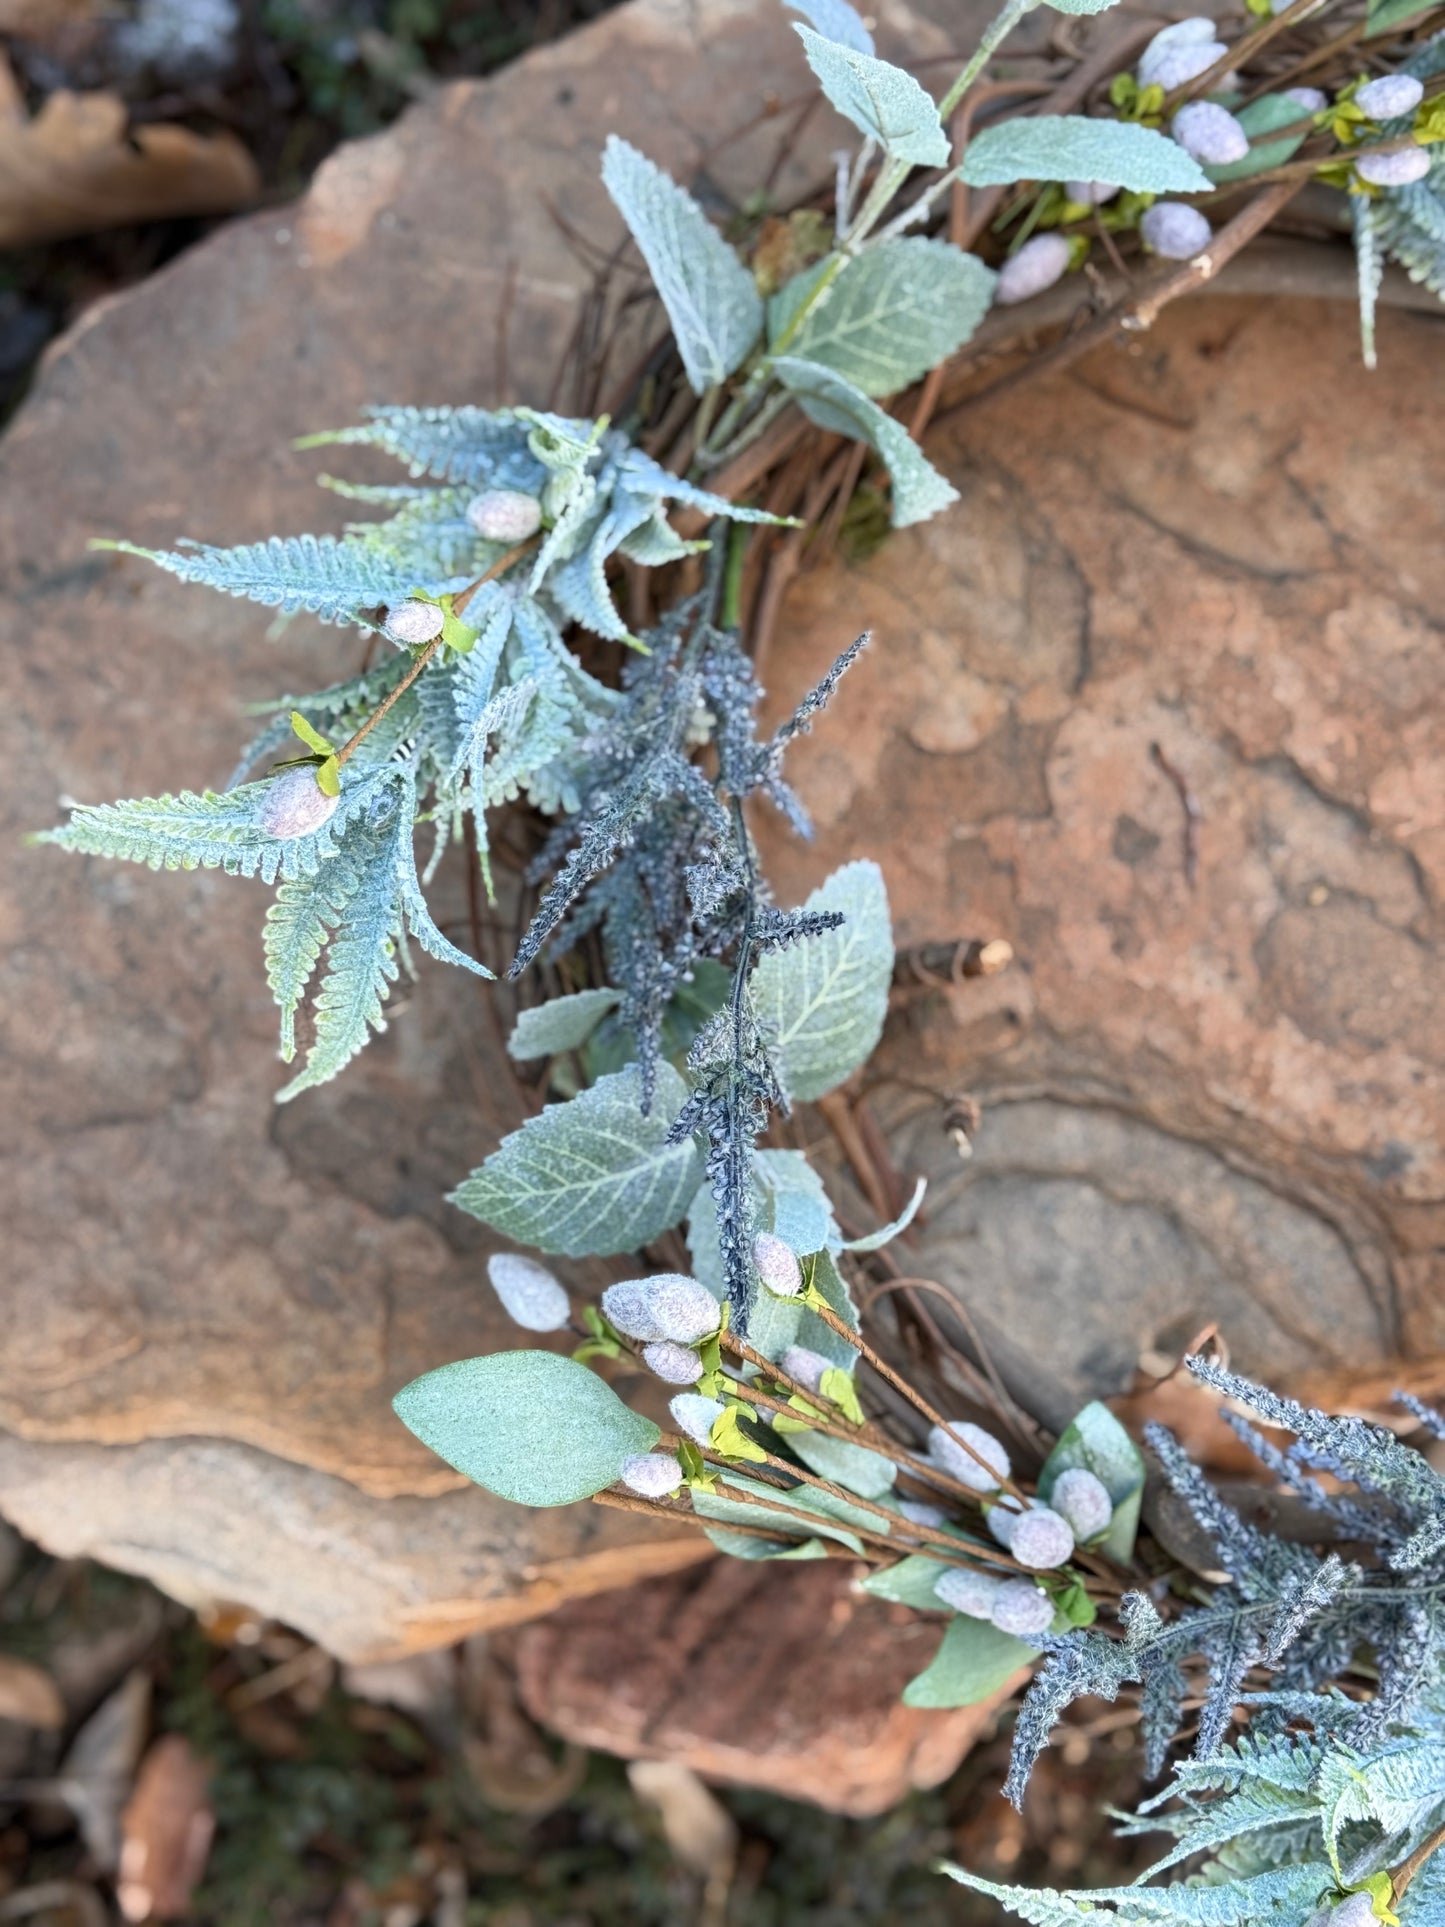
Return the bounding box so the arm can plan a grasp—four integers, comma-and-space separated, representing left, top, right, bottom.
485, 1253, 570, 1332
259, 764, 341, 841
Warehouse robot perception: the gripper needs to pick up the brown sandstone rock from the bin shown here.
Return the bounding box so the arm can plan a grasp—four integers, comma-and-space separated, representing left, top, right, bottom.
513, 1559, 1018, 1818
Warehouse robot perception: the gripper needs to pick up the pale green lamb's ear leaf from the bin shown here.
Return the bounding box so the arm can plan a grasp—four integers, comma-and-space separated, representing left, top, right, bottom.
842, 1175, 926, 1252
692, 1474, 866, 1553
790, 1429, 897, 1498
773, 358, 957, 526
769, 239, 996, 399
392, 1350, 660, 1506
862, 1552, 959, 1609
794, 27, 950, 168
751, 858, 893, 1100
902, 1616, 1037, 1708
450, 1062, 703, 1256
758, 1147, 839, 1254
508, 988, 622, 1059
1204, 95, 1311, 184
962, 116, 1211, 193
704, 1528, 831, 1559
784, 0, 875, 56
1366, 0, 1436, 35
1038, 1400, 1147, 1562
600, 136, 764, 394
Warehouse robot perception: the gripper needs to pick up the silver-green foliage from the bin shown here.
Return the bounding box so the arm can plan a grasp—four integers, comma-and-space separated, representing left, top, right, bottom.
961, 115, 1212, 193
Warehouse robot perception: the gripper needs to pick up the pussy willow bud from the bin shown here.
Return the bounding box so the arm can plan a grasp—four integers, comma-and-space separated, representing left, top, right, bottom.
1140, 202, 1213, 261
1355, 73, 1424, 119
485, 1253, 569, 1332
996, 233, 1072, 306
1171, 100, 1249, 165
1285, 86, 1327, 111
602, 1274, 717, 1345
1009, 1506, 1076, 1571
1355, 145, 1431, 186
934, 1568, 1004, 1620
1327, 1897, 1381, 1927
779, 1345, 831, 1394
927, 1421, 1010, 1492
753, 1231, 803, 1297
898, 1499, 948, 1528
384, 599, 445, 646
1050, 1468, 1113, 1542
1138, 19, 1227, 91
259, 765, 340, 841
619, 1452, 684, 1499
466, 488, 543, 543
987, 1499, 1021, 1548
1065, 180, 1120, 206
991, 1580, 1056, 1638
643, 1340, 704, 1385
670, 1393, 724, 1446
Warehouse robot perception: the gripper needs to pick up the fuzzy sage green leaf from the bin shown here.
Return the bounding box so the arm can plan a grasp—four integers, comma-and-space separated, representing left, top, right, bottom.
507, 987, 622, 1059
902, 1615, 1036, 1708
393, 1350, 660, 1506
962, 115, 1211, 193
793, 28, 950, 167
450, 1062, 703, 1256
772, 358, 958, 526
1037, 1399, 1146, 1562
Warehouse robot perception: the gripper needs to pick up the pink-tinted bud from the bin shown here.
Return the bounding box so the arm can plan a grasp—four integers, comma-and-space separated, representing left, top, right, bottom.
996, 233, 1072, 306
753, 1231, 803, 1297
603, 1273, 717, 1345
619, 1452, 684, 1499
1285, 86, 1327, 111
898, 1499, 948, 1529
987, 1499, 1021, 1548
643, 1340, 704, 1384
927, 1421, 1010, 1492
1355, 74, 1424, 120
934, 1568, 1004, 1620
670, 1393, 725, 1446
1140, 202, 1213, 261
1050, 1468, 1113, 1542
991, 1580, 1056, 1638
1010, 1506, 1076, 1571
259, 765, 340, 841
486, 1253, 569, 1332
779, 1345, 832, 1394
1065, 180, 1119, 206
1355, 144, 1431, 186
384, 599, 445, 645
466, 488, 543, 543
1171, 100, 1249, 165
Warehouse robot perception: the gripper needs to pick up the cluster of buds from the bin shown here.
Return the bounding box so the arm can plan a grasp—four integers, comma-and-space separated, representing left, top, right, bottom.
935, 1567, 1057, 1639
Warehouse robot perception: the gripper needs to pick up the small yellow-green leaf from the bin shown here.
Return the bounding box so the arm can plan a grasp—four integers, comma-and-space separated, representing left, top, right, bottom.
290, 711, 335, 757
820, 1366, 864, 1426
315, 755, 341, 798
710, 1405, 770, 1464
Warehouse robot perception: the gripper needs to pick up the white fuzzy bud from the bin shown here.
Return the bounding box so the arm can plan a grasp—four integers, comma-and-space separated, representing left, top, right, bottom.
1138, 20, 1228, 91
1356, 74, 1424, 120
996, 233, 1073, 306
485, 1253, 569, 1332
753, 1231, 803, 1297
643, 1340, 704, 1385
619, 1452, 684, 1499
991, 1580, 1056, 1638
1140, 202, 1213, 261
1171, 100, 1249, 165
670, 1393, 725, 1446
1285, 86, 1327, 111
602, 1273, 717, 1346
934, 1568, 1004, 1620
259, 765, 340, 841
1355, 144, 1431, 186
1009, 1506, 1076, 1571
927, 1421, 1011, 1492
986, 1499, 1021, 1548
898, 1499, 948, 1529
1065, 180, 1119, 206
1327, 1898, 1381, 1927
465, 488, 543, 543
779, 1346, 832, 1394
384, 599, 445, 645
1050, 1468, 1114, 1542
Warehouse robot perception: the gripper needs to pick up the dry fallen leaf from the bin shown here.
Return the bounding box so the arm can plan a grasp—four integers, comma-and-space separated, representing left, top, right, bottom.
0, 1652, 65, 1728
117, 1734, 214, 1924
55, 1668, 152, 1872
0, 50, 259, 247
